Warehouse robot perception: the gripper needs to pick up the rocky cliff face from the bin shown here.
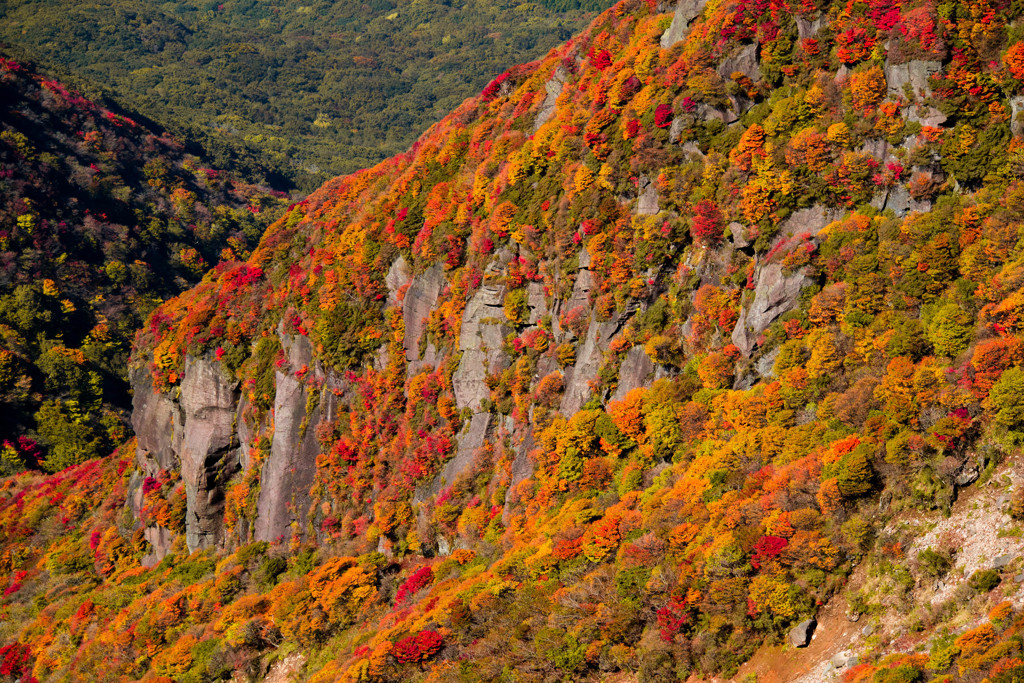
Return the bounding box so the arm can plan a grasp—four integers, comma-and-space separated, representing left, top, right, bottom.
128, 200, 816, 556
130, 334, 339, 554
124, 0, 992, 566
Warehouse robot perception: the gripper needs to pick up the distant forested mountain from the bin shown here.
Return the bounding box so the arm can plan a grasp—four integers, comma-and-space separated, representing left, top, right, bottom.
0, 0, 612, 192
0, 55, 289, 472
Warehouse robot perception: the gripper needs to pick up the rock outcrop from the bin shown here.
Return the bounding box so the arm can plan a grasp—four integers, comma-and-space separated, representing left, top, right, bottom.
131, 367, 182, 476
131, 332, 335, 550
402, 264, 444, 365
611, 345, 655, 402
732, 262, 811, 357
414, 413, 494, 503
534, 66, 567, 132
177, 357, 241, 551
718, 43, 760, 82
452, 284, 512, 412
561, 317, 619, 415
635, 174, 659, 215
254, 334, 331, 543
660, 0, 709, 48
885, 59, 941, 98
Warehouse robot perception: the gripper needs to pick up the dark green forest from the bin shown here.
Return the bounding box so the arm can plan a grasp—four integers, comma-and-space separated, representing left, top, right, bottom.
0, 0, 611, 192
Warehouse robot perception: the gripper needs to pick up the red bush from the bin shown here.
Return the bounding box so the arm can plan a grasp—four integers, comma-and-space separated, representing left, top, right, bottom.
0, 643, 32, 678
392, 630, 444, 664
395, 565, 434, 605
654, 103, 673, 128
751, 535, 789, 569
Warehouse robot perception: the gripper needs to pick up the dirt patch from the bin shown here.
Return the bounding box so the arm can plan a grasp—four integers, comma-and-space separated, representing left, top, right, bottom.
731, 589, 863, 683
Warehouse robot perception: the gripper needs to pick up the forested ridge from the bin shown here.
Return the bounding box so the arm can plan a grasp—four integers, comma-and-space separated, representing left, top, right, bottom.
0, 0, 612, 192
3, 0, 1024, 681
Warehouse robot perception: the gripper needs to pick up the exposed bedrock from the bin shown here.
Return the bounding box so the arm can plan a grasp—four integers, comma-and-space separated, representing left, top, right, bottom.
660, 0, 709, 48
177, 357, 241, 551
131, 331, 336, 550
732, 262, 811, 357
452, 283, 512, 412
402, 264, 444, 364
131, 366, 182, 476
254, 334, 329, 543
611, 346, 655, 403
534, 66, 567, 132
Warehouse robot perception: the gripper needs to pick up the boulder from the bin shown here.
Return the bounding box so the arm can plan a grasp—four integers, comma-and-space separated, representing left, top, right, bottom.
777, 204, 835, 241
992, 554, 1014, 570
789, 618, 817, 648
669, 117, 685, 144
955, 461, 980, 487
796, 15, 824, 40
906, 104, 947, 128
660, 0, 709, 48
635, 174, 660, 215
718, 43, 760, 82
729, 222, 751, 249
696, 102, 738, 124
831, 653, 852, 668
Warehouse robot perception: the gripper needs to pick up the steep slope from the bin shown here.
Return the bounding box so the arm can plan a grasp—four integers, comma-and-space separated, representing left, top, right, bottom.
5, 0, 1024, 681
0, 56, 290, 472
0, 0, 614, 191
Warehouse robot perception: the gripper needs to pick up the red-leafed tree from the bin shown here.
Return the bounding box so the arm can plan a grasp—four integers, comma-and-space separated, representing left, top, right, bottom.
691, 200, 724, 245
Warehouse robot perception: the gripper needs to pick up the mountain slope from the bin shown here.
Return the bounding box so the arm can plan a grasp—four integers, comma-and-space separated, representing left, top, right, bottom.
0, 56, 290, 472
4, 0, 1024, 681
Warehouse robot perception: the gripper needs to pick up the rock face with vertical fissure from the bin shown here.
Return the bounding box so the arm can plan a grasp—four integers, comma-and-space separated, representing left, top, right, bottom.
177, 357, 241, 551
732, 262, 811, 357
402, 264, 445, 364
254, 334, 323, 543
130, 332, 337, 550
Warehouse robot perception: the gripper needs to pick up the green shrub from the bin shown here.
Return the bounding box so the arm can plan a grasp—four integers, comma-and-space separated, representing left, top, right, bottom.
918, 548, 950, 577
969, 569, 1001, 592
258, 556, 288, 588
873, 663, 923, 683
170, 556, 217, 585
235, 541, 269, 565
990, 367, 1024, 431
